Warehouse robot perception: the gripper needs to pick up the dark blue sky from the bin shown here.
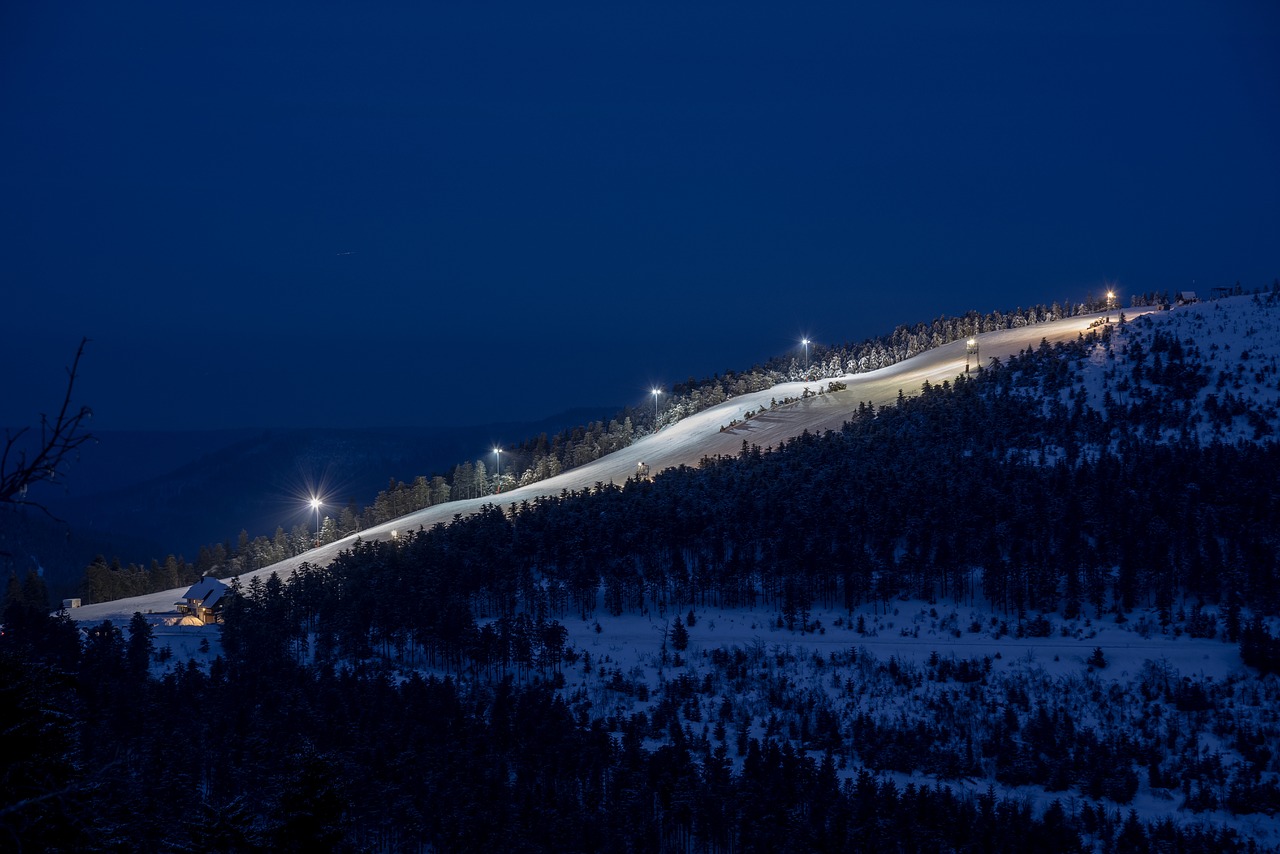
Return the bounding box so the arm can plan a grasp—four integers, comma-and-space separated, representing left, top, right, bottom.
3, 2, 1277, 431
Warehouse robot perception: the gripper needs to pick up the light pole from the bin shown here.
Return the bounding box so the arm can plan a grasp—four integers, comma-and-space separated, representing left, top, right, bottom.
493, 447, 502, 494
1106, 290, 1116, 312
802, 338, 810, 371
965, 337, 979, 374
651, 388, 662, 424
310, 497, 322, 545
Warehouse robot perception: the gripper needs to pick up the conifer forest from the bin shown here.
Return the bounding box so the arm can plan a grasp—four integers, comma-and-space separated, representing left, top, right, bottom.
6, 292, 1280, 851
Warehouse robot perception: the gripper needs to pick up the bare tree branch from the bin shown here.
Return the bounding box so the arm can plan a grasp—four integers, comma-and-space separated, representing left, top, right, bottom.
1, 338, 95, 515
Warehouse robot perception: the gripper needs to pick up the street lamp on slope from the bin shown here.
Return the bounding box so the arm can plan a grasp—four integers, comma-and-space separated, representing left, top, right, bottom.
493, 447, 503, 494
309, 496, 322, 546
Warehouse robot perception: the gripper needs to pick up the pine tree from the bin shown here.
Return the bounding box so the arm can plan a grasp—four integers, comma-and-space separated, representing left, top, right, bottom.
430, 475, 451, 506
337, 506, 359, 537
19, 571, 49, 611
126, 612, 153, 677
670, 616, 689, 652
453, 462, 474, 500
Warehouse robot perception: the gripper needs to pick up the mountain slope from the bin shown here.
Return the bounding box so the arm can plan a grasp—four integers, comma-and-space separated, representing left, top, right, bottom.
55, 294, 1280, 849
69, 304, 1162, 622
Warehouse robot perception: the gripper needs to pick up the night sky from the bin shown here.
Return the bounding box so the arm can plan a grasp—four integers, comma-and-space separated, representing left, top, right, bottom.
3, 2, 1277, 432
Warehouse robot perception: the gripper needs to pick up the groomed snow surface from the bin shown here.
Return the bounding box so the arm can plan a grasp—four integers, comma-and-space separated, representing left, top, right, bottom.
71, 305, 1161, 625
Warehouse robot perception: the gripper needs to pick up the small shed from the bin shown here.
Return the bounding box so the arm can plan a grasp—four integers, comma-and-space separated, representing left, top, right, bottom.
1176, 290, 1199, 306
175, 577, 229, 625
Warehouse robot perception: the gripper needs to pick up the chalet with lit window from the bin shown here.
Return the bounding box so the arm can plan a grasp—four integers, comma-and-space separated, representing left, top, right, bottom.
175, 577, 230, 625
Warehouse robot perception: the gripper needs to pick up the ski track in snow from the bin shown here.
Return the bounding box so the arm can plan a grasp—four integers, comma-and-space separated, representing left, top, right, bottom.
70, 305, 1161, 624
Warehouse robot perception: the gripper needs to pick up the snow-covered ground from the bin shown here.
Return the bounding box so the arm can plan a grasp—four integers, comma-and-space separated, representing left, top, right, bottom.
70, 295, 1280, 848
69, 305, 1157, 624
559, 596, 1276, 848
1082, 294, 1280, 444
129, 591, 1279, 849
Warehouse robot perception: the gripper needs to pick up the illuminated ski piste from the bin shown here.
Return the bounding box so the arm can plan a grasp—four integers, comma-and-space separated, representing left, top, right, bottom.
72, 308, 1153, 623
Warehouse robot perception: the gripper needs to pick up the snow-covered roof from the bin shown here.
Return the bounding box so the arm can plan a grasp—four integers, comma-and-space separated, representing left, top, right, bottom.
201, 584, 227, 610
181, 576, 228, 604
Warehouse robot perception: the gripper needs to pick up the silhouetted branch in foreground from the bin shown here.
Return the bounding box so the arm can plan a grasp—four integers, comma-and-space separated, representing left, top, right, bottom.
1, 337, 95, 518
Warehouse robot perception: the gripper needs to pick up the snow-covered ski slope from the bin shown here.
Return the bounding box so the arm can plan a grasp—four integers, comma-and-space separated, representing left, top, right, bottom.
72, 305, 1160, 623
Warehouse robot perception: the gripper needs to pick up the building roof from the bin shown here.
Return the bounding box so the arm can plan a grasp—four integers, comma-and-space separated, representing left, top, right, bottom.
181, 576, 228, 604
201, 584, 227, 610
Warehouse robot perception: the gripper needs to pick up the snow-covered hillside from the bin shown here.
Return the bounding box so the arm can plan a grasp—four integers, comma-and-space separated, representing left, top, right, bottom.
550, 596, 1280, 849
69, 294, 1280, 625
1081, 294, 1280, 444
70, 304, 1161, 624
61, 293, 1280, 849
